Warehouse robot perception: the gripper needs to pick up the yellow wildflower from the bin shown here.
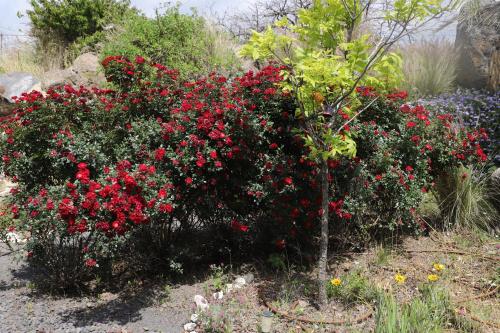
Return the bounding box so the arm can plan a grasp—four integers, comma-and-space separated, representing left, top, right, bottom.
433, 263, 445, 272
330, 278, 342, 286
394, 273, 406, 284
427, 274, 440, 282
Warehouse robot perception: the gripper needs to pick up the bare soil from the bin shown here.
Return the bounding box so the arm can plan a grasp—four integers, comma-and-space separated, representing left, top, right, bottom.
0, 209, 498, 333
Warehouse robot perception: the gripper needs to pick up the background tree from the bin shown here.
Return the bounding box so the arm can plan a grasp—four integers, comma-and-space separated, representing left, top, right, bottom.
26, 0, 137, 66
241, 0, 461, 307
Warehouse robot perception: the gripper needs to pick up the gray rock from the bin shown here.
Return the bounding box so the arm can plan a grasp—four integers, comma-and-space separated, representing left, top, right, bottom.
193, 295, 209, 311
72, 53, 100, 74
0, 72, 41, 102
490, 168, 500, 201
455, 1, 500, 91
242, 273, 255, 284
41, 68, 73, 90
42, 53, 106, 89
183, 322, 196, 331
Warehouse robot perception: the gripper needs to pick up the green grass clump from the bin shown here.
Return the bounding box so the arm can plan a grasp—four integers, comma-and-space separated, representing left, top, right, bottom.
375, 285, 475, 333
435, 166, 499, 232
327, 270, 378, 305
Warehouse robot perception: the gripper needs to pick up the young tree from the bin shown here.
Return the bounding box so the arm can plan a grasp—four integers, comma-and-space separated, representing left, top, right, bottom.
241, 0, 460, 307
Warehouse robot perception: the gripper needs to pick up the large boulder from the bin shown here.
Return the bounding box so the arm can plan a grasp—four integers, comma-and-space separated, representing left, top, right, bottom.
455, 1, 500, 91
42, 53, 106, 89
0, 72, 41, 103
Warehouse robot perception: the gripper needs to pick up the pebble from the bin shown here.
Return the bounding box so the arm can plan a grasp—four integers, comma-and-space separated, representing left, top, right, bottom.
193, 295, 209, 311
212, 291, 223, 300
234, 277, 246, 288
183, 322, 196, 331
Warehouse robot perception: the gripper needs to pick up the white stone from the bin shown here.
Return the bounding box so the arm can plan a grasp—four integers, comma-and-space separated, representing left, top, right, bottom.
6, 232, 26, 244
234, 277, 246, 288
213, 291, 224, 300
183, 322, 196, 331
225, 283, 234, 293
190, 313, 199, 323
193, 295, 209, 311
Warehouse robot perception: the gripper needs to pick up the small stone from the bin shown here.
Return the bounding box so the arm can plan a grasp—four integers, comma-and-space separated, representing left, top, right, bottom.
86, 302, 93, 308
225, 283, 233, 293
99, 292, 118, 302
183, 322, 196, 331
234, 277, 246, 288
143, 327, 149, 332
190, 313, 199, 323
213, 291, 224, 300
193, 295, 209, 311
297, 300, 309, 308
242, 273, 254, 284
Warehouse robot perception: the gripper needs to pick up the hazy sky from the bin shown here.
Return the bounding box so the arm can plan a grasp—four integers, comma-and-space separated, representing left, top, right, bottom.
0, 0, 258, 34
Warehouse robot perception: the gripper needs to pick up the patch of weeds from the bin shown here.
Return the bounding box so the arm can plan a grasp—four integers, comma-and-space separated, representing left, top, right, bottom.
161, 281, 172, 304
374, 244, 392, 266
276, 276, 306, 306
199, 304, 234, 333
375, 285, 476, 333
267, 253, 287, 273
209, 264, 230, 292
452, 227, 497, 249
326, 270, 379, 306
26, 281, 37, 291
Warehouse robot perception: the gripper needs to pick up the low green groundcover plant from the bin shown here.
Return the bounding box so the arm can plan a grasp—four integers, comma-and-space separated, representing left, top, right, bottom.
0, 56, 488, 288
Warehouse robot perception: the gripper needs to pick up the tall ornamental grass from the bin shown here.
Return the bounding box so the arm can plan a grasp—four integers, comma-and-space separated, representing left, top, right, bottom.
400, 39, 457, 98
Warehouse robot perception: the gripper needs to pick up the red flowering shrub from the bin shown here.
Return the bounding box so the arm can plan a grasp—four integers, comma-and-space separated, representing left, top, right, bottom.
0, 56, 488, 288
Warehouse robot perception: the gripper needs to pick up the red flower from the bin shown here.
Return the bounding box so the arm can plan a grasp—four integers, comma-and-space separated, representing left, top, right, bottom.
283, 177, 293, 186
269, 143, 278, 150
85, 259, 97, 267
160, 203, 173, 213
231, 219, 249, 232
405, 165, 413, 173
406, 121, 417, 128
135, 56, 145, 64
185, 177, 193, 185
375, 174, 383, 181
155, 148, 166, 161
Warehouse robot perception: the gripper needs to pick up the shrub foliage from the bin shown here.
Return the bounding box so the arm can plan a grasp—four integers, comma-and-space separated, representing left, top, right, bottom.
0, 57, 488, 288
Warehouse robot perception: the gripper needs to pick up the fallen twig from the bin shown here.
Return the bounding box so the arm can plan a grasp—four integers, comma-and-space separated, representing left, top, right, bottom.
456, 307, 500, 330
403, 249, 500, 262
454, 286, 499, 304
263, 299, 373, 325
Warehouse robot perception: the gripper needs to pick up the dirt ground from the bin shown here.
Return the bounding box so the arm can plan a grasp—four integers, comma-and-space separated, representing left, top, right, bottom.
0, 229, 498, 333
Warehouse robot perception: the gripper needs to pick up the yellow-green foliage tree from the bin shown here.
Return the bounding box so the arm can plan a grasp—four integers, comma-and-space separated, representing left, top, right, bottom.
241, 0, 460, 306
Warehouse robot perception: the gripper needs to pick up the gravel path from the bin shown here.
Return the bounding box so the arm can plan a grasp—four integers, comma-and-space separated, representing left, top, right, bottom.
0, 243, 198, 333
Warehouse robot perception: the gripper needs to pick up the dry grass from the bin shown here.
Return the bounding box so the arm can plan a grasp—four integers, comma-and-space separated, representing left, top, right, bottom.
399, 39, 458, 98
195, 229, 499, 332
0, 44, 44, 79
0, 43, 62, 80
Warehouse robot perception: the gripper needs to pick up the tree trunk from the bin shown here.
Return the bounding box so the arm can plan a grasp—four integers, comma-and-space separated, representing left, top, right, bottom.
317, 158, 329, 308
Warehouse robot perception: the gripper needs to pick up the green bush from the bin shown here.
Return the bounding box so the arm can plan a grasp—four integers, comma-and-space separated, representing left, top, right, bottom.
27, 0, 137, 67
28, 0, 134, 45
100, 6, 241, 78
